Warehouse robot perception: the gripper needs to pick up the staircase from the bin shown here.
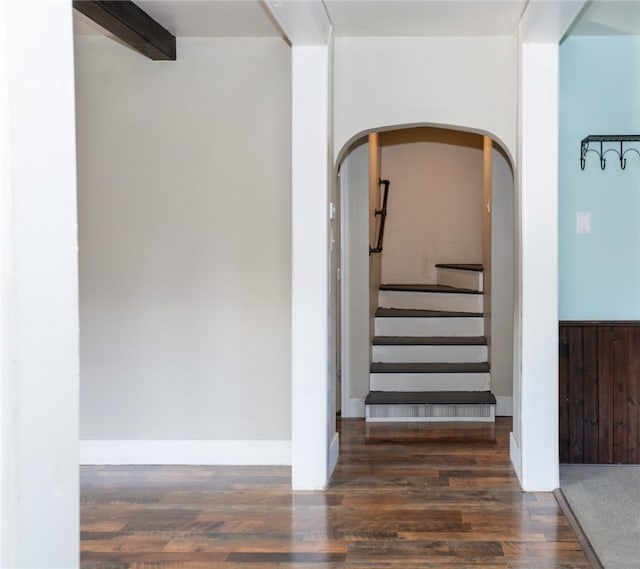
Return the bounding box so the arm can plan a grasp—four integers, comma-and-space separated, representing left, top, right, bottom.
365, 263, 496, 422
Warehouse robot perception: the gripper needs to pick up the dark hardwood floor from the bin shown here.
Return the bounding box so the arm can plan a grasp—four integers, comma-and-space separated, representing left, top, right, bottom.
80, 418, 591, 568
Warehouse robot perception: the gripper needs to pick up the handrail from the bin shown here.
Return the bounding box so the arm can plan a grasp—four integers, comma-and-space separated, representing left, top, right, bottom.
369, 178, 390, 255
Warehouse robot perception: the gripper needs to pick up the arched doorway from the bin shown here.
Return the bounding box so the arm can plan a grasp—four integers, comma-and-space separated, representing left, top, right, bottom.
336, 125, 515, 431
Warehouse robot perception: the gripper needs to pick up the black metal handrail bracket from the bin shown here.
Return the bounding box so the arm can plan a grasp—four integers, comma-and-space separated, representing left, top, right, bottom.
580, 135, 640, 170
370, 178, 390, 255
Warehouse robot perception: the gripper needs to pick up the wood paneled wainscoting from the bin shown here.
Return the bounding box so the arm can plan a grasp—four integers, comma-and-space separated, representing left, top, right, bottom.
559, 321, 640, 464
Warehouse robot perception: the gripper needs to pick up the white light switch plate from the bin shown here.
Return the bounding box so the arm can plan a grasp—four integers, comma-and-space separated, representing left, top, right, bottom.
576, 211, 591, 234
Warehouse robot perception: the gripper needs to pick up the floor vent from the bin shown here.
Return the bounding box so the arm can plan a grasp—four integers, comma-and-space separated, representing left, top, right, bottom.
366, 403, 495, 423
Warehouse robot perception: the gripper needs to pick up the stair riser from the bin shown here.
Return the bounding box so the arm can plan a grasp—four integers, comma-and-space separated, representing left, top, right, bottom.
370, 372, 491, 391
366, 404, 495, 422
437, 268, 483, 292
378, 290, 483, 313
372, 344, 487, 363
375, 317, 484, 337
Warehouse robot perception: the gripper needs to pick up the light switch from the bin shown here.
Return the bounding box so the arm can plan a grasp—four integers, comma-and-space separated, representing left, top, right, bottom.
576, 211, 591, 234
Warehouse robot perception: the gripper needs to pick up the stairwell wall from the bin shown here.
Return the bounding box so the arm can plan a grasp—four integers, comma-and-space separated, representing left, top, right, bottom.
491, 144, 515, 410
378, 128, 484, 285
340, 140, 371, 417
75, 37, 292, 461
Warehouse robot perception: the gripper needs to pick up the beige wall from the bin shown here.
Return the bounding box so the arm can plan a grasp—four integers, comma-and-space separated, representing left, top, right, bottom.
75, 37, 292, 441
379, 128, 483, 285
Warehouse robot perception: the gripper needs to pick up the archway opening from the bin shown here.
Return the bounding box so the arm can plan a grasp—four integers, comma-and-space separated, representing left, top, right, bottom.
335, 124, 515, 440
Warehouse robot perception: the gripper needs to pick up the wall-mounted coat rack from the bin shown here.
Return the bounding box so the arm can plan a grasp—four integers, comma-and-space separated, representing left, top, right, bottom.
580, 135, 640, 170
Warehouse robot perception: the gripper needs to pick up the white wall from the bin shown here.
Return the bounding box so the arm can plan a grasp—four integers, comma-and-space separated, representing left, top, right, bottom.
379, 128, 483, 284
333, 37, 517, 162
340, 140, 370, 416
0, 3, 14, 562
291, 44, 334, 489
3, 1, 79, 566
514, 41, 559, 490
75, 37, 292, 450
491, 145, 515, 409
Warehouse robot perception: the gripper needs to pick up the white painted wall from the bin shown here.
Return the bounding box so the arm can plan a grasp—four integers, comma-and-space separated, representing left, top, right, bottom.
0, 2, 15, 563
340, 140, 370, 417
379, 128, 483, 284
333, 37, 517, 162
514, 41, 559, 490
291, 45, 333, 489
326, 34, 340, 478
3, 1, 79, 566
491, 145, 515, 410
75, 38, 292, 448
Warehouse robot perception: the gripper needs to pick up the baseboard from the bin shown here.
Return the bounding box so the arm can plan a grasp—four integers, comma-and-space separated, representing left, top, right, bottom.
328, 432, 340, 480
495, 396, 513, 416
80, 439, 291, 466
344, 397, 365, 418
510, 431, 523, 484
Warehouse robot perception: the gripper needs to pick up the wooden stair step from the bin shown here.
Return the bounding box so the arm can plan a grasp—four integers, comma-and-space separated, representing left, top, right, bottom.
380, 283, 482, 295
373, 336, 487, 346
376, 308, 482, 318
370, 362, 490, 373
365, 390, 497, 406
435, 263, 483, 272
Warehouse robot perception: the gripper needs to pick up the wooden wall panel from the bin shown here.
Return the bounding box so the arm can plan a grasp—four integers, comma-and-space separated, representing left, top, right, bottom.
559, 322, 640, 464
629, 329, 640, 463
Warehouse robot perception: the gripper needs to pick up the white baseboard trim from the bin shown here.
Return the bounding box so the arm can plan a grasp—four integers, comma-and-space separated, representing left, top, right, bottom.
328, 432, 340, 480
510, 431, 523, 484
80, 439, 291, 466
495, 396, 513, 416
344, 397, 365, 418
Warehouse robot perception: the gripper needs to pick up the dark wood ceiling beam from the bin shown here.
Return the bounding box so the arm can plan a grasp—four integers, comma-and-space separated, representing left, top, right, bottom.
73, 1, 176, 61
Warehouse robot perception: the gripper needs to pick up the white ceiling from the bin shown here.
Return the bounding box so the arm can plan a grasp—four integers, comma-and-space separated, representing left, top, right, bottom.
569, 1, 640, 36
72, 0, 640, 39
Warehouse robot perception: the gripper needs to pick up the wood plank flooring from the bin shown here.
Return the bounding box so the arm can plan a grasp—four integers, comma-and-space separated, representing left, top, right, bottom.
80, 418, 591, 568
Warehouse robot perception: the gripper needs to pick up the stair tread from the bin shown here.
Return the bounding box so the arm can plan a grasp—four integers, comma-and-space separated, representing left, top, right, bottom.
376, 308, 482, 318
373, 336, 487, 346
380, 283, 482, 295
371, 362, 490, 373
436, 263, 483, 272
365, 390, 497, 405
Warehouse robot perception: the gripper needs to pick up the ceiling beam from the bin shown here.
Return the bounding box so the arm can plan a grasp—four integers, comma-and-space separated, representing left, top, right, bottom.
73, 1, 176, 60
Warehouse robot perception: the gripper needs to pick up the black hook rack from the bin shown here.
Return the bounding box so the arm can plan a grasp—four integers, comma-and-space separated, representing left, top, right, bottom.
580, 135, 640, 170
